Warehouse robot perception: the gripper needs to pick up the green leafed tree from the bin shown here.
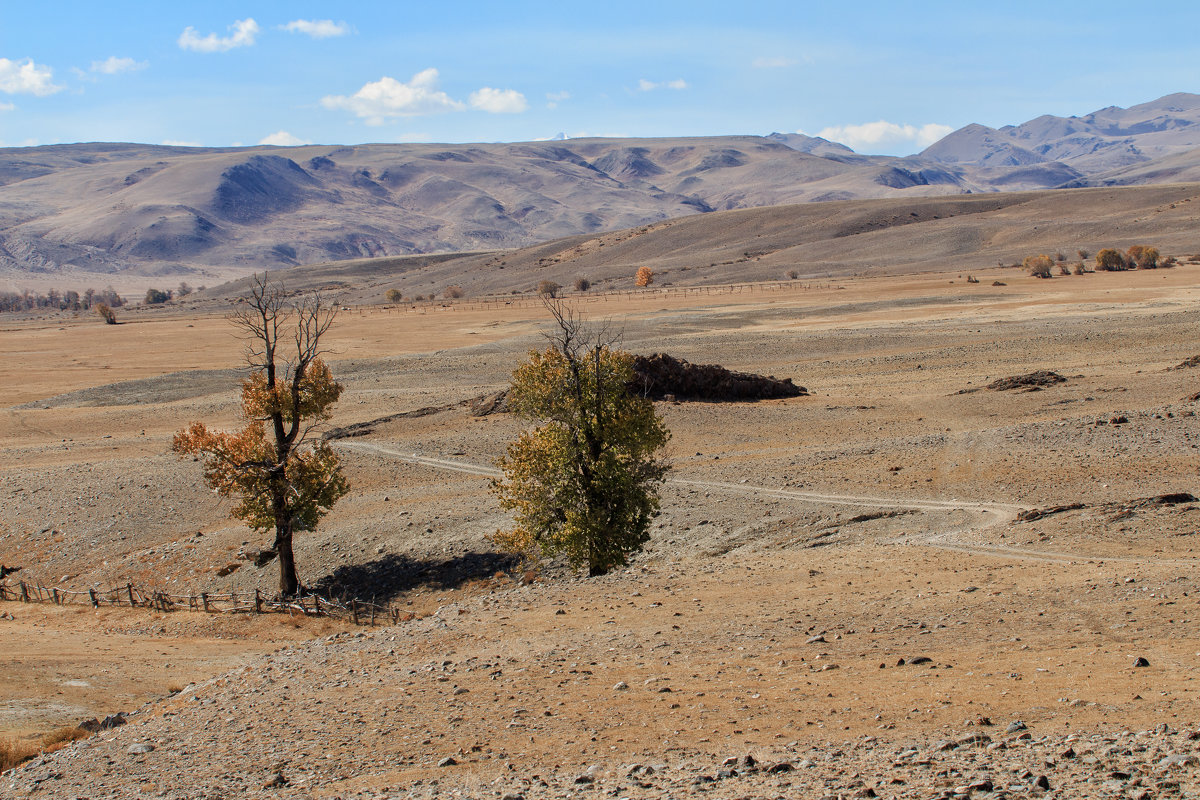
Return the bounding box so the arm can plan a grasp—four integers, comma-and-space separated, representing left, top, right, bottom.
491, 301, 670, 576
173, 275, 349, 596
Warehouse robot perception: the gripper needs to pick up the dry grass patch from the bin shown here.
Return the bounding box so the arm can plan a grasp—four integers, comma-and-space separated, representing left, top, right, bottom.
1, 726, 90, 773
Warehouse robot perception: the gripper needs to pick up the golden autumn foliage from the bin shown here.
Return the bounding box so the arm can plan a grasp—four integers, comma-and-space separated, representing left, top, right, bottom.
635, 266, 654, 287
172, 276, 347, 596
492, 302, 669, 576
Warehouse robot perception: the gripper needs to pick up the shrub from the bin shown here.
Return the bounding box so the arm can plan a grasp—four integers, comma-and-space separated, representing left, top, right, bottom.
443, 285, 465, 299
177, 282, 193, 297
413, 294, 426, 302
1058, 263, 1071, 276
1, 726, 90, 772
1162, 254, 1178, 268
1095, 248, 1125, 271
537, 280, 561, 298
1127, 245, 1159, 269
144, 288, 170, 304
1055, 252, 1066, 262
573, 277, 591, 292
787, 270, 799, 280
96, 303, 117, 324
1023, 254, 1054, 278
385, 288, 403, 303
966, 274, 979, 283
635, 266, 654, 287
1073, 261, 1086, 275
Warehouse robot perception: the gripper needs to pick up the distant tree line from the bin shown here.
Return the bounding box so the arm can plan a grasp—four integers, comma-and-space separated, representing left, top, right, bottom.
0, 286, 125, 314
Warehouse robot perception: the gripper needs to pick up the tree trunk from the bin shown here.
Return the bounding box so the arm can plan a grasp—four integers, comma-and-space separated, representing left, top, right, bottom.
276, 527, 299, 597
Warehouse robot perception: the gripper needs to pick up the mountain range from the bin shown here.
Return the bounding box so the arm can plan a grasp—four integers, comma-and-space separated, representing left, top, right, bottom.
2, 93, 1199, 290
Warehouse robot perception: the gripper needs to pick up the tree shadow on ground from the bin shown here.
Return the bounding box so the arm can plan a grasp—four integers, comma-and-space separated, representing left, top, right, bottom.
309, 551, 520, 602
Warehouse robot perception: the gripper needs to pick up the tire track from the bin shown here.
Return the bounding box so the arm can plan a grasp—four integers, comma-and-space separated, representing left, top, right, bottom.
333, 440, 1183, 565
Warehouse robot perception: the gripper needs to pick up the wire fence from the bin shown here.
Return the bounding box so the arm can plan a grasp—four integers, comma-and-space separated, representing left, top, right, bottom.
0, 578, 408, 626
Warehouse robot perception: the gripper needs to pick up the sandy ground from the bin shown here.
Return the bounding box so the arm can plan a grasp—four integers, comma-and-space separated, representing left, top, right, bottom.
2, 264, 1200, 795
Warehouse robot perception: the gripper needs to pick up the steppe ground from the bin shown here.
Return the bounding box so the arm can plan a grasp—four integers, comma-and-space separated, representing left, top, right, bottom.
3, 264, 1200, 798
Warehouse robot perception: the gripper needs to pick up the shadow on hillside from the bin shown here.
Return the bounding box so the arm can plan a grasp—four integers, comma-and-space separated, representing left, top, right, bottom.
309, 551, 520, 602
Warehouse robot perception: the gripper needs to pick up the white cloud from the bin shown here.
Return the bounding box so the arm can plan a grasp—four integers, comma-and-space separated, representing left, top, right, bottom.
0, 101, 14, 111
817, 120, 954, 153
546, 90, 570, 109
321, 69, 465, 124
178, 18, 259, 53
752, 56, 797, 68
0, 58, 62, 96
91, 56, 147, 75
162, 139, 202, 147
469, 87, 528, 114
280, 19, 350, 38
637, 78, 687, 91
259, 130, 310, 146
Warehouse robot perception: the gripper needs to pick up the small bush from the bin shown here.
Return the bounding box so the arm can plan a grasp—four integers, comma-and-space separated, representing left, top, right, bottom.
443, 285, 465, 299
537, 280, 561, 298
413, 294, 425, 302
635, 267, 654, 287
144, 288, 170, 305
96, 303, 117, 324
573, 277, 591, 292
1055, 252, 1066, 262
1023, 254, 1054, 278
966, 274, 979, 283
787, 270, 799, 280
1162, 255, 1178, 268
177, 282, 193, 297
385, 288, 403, 303
1095, 248, 1125, 271
1073, 261, 1086, 275
1077, 249, 1090, 261
1058, 263, 1071, 276
1128, 245, 1159, 269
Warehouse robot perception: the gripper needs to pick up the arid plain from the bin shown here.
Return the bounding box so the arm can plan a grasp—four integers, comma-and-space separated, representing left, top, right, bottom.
3, 263, 1200, 797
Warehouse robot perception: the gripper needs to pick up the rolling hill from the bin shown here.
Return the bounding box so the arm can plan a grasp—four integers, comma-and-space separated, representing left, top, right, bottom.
4, 93, 1200, 294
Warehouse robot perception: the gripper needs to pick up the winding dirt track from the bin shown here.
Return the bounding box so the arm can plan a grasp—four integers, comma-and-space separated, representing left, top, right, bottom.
331, 439, 1146, 565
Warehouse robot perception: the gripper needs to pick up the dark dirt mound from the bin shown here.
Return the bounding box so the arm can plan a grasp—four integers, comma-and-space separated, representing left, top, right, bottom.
630, 353, 807, 401
986, 370, 1066, 391
1016, 503, 1087, 523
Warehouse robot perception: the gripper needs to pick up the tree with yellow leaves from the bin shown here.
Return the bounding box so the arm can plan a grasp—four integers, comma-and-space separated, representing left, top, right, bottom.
173, 275, 348, 596
635, 266, 654, 287
491, 301, 670, 576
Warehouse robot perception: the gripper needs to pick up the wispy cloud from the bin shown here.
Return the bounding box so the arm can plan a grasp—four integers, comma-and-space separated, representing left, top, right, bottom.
637, 78, 688, 91
0, 57, 62, 96
280, 19, 351, 39
546, 90, 570, 109
0, 101, 14, 112
321, 69, 464, 124
817, 120, 954, 152
91, 56, 147, 75
469, 87, 528, 113
162, 139, 202, 147
259, 130, 311, 146
751, 56, 797, 68
178, 19, 259, 53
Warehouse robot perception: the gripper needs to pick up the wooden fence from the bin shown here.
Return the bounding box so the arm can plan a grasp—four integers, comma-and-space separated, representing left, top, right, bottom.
0, 579, 406, 626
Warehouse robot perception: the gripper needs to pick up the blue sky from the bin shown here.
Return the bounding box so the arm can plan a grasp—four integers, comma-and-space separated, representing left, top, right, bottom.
2, 1, 1198, 155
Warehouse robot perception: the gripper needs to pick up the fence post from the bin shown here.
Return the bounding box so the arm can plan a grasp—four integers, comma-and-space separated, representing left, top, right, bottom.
88, 589, 98, 608
351, 599, 359, 625
51, 588, 60, 605
201, 592, 209, 612
254, 589, 262, 614
127, 584, 135, 607
19, 582, 27, 602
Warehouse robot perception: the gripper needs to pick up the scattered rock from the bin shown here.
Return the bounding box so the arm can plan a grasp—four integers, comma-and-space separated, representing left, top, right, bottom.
438, 756, 457, 767
1133, 656, 1150, 667
263, 773, 288, 788
127, 743, 155, 754
1007, 721, 1028, 733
